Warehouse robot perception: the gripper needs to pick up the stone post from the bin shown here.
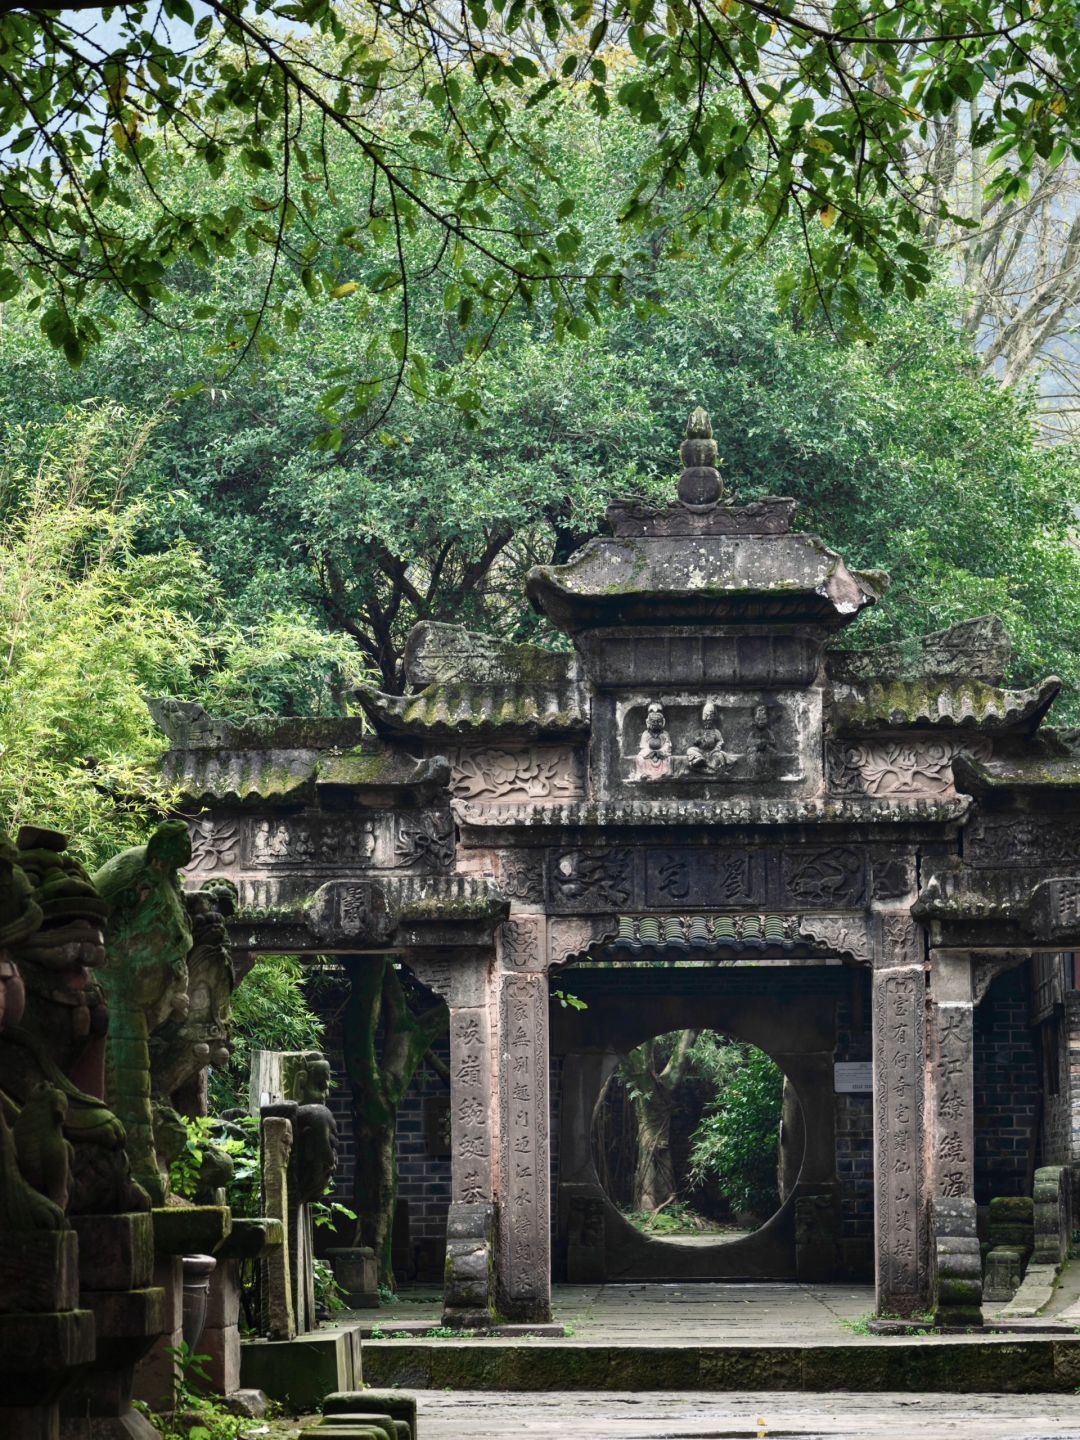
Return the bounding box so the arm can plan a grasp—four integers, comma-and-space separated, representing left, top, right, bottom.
926, 950, 982, 1324
496, 916, 550, 1323
260, 1114, 295, 1340
871, 914, 929, 1317
441, 950, 498, 1327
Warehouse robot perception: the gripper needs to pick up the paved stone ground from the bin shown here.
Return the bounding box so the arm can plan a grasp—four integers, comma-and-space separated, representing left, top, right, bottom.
373, 1272, 1080, 1341
413, 1390, 1080, 1438
372, 1283, 877, 1342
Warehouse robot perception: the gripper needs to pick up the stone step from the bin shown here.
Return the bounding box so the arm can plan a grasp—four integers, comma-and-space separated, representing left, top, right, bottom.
361, 1336, 1080, 1394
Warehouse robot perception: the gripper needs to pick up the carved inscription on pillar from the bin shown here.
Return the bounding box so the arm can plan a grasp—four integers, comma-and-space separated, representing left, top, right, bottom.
930, 1005, 973, 1202
499, 974, 548, 1305
451, 1008, 493, 1205
872, 967, 926, 1312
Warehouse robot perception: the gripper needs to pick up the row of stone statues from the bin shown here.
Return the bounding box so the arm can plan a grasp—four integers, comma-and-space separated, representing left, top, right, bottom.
0, 821, 245, 1440
0, 818, 344, 1437
0, 821, 236, 1220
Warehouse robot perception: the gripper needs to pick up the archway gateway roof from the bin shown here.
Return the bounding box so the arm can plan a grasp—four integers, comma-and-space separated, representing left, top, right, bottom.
155, 408, 1080, 1326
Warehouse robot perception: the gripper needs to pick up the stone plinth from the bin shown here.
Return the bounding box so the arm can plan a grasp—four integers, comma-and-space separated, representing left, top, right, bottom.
240, 1326, 362, 1410
61, 1213, 166, 1440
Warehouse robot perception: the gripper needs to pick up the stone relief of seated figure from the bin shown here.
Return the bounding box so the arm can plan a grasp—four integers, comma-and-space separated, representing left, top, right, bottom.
686, 699, 735, 775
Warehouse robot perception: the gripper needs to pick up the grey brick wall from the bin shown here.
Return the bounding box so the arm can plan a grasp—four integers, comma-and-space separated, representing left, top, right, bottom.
973, 963, 1040, 1204
834, 975, 873, 1242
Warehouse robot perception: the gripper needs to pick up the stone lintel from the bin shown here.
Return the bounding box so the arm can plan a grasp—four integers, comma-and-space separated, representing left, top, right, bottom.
455, 795, 971, 837
230, 875, 509, 953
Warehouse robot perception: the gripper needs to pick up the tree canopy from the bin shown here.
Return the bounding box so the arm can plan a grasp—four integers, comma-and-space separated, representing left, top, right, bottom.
3, 0, 1080, 426
2, 102, 1077, 711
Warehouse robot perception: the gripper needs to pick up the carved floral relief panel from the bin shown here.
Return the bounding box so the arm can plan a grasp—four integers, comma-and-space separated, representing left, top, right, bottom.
186, 817, 241, 876
827, 737, 992, 799
447, 745, 586, 804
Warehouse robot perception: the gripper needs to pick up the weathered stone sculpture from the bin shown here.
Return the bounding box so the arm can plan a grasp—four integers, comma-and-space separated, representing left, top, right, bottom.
2, 827, 145, 1215
253, 1051, 339, 1340
150, 882, 236, 1119
635, 702, 672, 780
686, 699, 732, 775
0, 849, 70, 1233
283, 1048, 333, 1107
0, 843, 96, 1440
94, 821, 194, 1206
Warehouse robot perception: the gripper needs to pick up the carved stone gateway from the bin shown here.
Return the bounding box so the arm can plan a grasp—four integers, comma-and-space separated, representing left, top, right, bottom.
154, 408, 1080, 1327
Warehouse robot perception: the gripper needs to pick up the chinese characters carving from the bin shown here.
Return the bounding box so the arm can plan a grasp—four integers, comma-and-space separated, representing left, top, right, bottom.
548, 849, 634, 910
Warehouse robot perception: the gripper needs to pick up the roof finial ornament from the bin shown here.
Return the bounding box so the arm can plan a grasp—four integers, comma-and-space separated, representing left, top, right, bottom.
678, 406, 722, 510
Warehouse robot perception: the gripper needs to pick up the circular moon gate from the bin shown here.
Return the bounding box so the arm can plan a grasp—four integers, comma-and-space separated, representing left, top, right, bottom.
553, 963, 845, 1282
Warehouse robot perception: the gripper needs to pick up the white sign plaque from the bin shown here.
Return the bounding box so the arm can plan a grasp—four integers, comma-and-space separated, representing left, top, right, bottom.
834, 1061, 873, 1094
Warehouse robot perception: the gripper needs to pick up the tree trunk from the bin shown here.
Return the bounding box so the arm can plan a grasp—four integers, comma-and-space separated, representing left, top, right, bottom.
352, 1107, 399, 1278
632, 1091, 676, 1213
340, 956, 447, 1287
621, 1030, 698, 1214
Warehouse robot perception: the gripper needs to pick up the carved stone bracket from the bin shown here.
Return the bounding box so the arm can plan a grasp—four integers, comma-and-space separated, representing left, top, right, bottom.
797, 914, 872, 965
972, 953, 1028, 1006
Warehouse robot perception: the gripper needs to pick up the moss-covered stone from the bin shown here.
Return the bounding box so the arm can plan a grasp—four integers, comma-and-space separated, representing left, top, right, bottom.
151, 1204, 232, 1257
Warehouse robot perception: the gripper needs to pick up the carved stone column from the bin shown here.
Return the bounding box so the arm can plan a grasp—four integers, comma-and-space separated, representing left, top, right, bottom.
926, 950, 982, 1325
496, 916, 550, 1323
412, 949, 500, 1328
871, 914, 929, 1317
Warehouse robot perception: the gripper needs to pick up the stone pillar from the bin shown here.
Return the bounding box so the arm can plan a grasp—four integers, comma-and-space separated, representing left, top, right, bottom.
260, 1114, 294, 1340
926, 950, 982, 1324
871, 914, 929, 1317
927, 953, 976, 1204
496, 916, 550, 1323
442, 951, 498, 1327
